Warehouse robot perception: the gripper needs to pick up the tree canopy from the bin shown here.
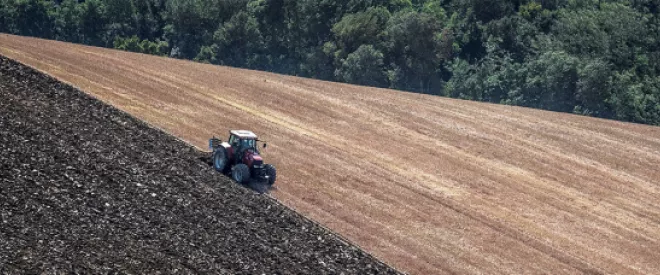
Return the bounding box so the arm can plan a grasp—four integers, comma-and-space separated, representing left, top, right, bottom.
1, 0, 658, 125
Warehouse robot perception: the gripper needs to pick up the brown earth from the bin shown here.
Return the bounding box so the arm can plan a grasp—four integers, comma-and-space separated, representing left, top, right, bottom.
2, 34, 659, 274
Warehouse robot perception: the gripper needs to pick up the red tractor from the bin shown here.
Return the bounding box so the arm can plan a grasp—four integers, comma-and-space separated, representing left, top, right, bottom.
209, 130, 276, 185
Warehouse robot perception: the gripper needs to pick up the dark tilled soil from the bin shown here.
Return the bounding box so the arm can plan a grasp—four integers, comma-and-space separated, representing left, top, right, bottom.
0, 56, 398, 274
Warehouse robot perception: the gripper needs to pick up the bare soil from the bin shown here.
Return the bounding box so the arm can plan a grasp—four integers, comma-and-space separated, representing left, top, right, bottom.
0, 56, 396, 274
2, 34, 659, 274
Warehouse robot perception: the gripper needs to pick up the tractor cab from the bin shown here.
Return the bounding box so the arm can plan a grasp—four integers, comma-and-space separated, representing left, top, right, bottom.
228, 130, 263, 153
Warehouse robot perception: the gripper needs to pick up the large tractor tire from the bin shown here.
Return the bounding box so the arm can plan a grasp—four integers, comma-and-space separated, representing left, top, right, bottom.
265, 164, 277, 186
232, 164, 250, 184
213, 148, 229, 173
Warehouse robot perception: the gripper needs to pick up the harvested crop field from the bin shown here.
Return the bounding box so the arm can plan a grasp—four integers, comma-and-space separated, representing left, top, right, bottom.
0, 56, 396, 274
2, 34, 660, 274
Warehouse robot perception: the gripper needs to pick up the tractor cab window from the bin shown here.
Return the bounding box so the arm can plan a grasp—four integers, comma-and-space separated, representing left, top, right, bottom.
230, 134, 257, 150
240, 139, 256, 149
229, 134, 239, 147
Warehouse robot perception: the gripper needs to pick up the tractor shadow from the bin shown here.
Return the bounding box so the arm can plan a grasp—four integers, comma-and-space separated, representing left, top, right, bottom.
199, 156, 274, 194
246, 179, 276, 194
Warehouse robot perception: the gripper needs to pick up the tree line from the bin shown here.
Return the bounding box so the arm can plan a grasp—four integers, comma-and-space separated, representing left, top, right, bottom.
1, 0, 658, 125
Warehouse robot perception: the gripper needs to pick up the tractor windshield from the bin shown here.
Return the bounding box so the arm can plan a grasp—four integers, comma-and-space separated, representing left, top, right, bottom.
240, 139, 256, 149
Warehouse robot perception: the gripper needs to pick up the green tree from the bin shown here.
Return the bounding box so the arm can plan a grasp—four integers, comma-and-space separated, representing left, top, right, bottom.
79, 0, 108, 46
609, 73, 660, 125
454, 0, 518, 23
114, 35, 168, 56
507, 51, 579, 112
133, 0, 165, 41
0, 0, 17, 34
104, 0, 138, 39
194, 44, 219, 64
214, 10, 264, 67
422, 0, 447, 21
335, 44, 387, 87
54, 0, 82, 42
445, 47, 521, 103
552, 2, 647, 69
574, 58, 614, 117
164, 0, 216, 58
483, 15, 538, 62
331, 7, 390, 56
384, 10, 447, 93
202, 11, 265, 68
13, 0, 55, 38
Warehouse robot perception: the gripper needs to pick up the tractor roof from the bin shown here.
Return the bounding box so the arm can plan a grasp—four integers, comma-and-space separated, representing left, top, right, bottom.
230, 130, 258, 139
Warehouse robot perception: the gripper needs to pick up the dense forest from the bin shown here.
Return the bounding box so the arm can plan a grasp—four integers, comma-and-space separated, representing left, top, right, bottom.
1, 0, 658, 125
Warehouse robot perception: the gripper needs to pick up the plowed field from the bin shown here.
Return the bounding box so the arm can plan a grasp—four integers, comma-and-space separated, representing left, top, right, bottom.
2, 34, 659, 274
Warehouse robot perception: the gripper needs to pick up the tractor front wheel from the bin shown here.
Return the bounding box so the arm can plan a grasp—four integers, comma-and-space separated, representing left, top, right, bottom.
265, 164, 276, 185
232, 164, 250, 184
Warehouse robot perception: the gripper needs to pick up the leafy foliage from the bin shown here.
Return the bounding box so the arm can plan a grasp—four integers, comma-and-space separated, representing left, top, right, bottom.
1, 0, 658, 125
114, 35, 168, 56
335, 44, 387, 86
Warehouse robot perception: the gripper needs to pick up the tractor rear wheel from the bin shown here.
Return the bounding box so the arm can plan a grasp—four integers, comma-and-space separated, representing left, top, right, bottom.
213, 148, 229, 173
265, 164, 276, 185
232, 164, 250, 184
